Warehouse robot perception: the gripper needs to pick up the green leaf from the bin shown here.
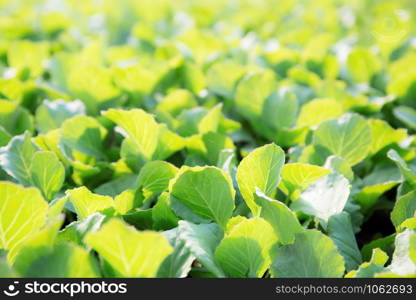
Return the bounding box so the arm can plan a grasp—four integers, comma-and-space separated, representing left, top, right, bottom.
35, 99, 85, 133
186, 131, 235, 165
0, 182, 48, 263
152, 124, 186, 160
385, 229, 416, 276
8, 40, 49, 77
94, 174, 137, 197
215, 217, 278, 278
347, 47, 381, 83
368, 119, 407, 155
271, 230, 345, 277
61, 115, 107, 159
356, 164, 401, 213
236, 143, 285, 216
113, 190, 137, 215
235, 70, 277, 120
313, 113, 372, 166
388, 149, 416, 188
393, 106, 416, 130
279, 162, 330, 200
85, 218, 173, 277
169, 166, 235, 228
0, 126, 11, 147
323, 155, 354, 181
30, 151, 65, 200
345, 248, 388, 278
157, 228, 195, 278
262, 89, 298, 130
66, 187, 113, 219
58, 213, 106, 246
67, 65, 120, 114
0, 100, 34, 135
0, 132, 38, 186
137, 161, 178, 201
292, 173, 350, 227
152, 192, 180, 231
13, 216, 64, 274
254, 188, 303, 244
176, 221, 225, 277
156, 89, 197, 117
206, 60, 246, 98
391, 191, 416, 229
23, 242, 100, 277
327, 212, 362, 271
103, 108, 159, 160
297, 98, 344, 127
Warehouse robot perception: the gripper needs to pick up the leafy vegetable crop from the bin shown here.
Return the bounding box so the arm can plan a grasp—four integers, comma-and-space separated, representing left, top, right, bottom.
0, 0, 415, 278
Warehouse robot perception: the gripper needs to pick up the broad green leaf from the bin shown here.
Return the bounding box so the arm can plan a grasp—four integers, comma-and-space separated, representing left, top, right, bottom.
198, 103, 223, 134
169, 166, 235, 228
235, 70, 277, 120
61, 115, 107, 159
58, 213, 106, 246
23, 242, 100, 277
262, 89, 298, 130
254, 188, 303, 244
206, 60, 246, 97
0, 126, 11, 147
122, 209, 153, 230
356, 164, 401, 213
361, 234, 396, 262
347, 47, 381, 83
271, 230, 345, 277
156, 89, 197, 117
66, 187, 113, 219
157, 228, 195, 278
0, 100, 34, 135
327, 212, 362, 271
0, 252, 16, 277
215, 217, 278, 278
94, 174, 137, 197
297, 98, 344, 127
176, 221, 225, 278
30, 151, 65, 200
388, 149, 416, 187
0, 132, 37, 186
113, 190, 137, 215
0, 182, 48, 263
313, 113, 372, 166
391, 191, 416, 229
48, 196, 68, 219
385, 229, 416, 276
113, 64, 157, 96
35, 99, 85, 133
236, 143, 285, 216
67, 65, 120, 114
292, 173, 350, 227
152, 192, 180, 231
176, 104, 223, 137
368, 119, 407, 155
393, 106, 416, 130
8, 40, 49, 77
137, 161, 178, 201
13, 216, 63, 275
186, 131, 235, 165
152, 124, 186, 160
279, 163, 330, 200
85, 218, 173, 277
323, 155, 354, 181
345, 248, 388, 278
103, 108, 159, 160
